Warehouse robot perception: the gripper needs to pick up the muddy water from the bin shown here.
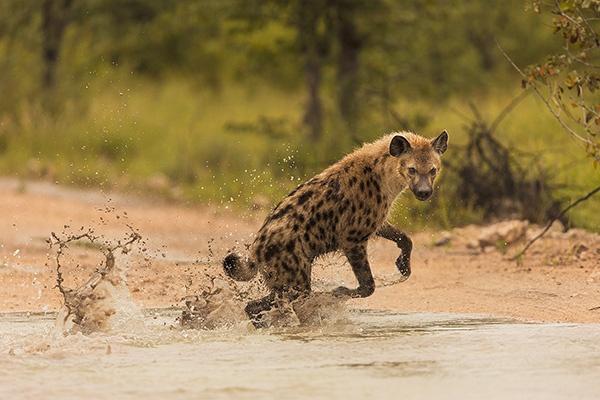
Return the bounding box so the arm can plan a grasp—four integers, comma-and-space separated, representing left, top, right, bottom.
1, 310, 599, 400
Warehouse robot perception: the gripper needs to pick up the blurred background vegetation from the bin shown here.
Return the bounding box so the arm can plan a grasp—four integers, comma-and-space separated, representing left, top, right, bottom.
0, 0, 598, 231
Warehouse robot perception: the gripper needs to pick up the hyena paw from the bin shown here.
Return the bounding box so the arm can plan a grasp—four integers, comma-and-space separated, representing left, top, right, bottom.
395, 256, 411, 281
333, 285, 374, 298
332, 286, 353, 297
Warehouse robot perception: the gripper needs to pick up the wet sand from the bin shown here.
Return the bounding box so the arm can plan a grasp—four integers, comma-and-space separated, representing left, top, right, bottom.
0, 178, 599, 323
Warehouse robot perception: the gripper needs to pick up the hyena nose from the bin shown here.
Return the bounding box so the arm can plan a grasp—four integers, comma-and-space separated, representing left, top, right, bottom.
415, 189, 432, 201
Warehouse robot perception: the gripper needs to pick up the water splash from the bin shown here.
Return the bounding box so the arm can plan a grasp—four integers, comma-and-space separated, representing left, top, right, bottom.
179, 276, 249, 330
179, 275, 350, 331
49, 227, 143, 335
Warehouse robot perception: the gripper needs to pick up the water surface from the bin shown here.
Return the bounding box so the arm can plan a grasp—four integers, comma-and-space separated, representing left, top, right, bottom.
1, 310, 598, 400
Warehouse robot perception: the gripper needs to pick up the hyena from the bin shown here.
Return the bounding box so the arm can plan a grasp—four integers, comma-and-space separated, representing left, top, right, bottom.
223, 131, 448, 325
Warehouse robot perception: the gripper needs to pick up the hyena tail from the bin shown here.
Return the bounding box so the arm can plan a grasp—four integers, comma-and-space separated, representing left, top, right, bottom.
223, 253, 258, 281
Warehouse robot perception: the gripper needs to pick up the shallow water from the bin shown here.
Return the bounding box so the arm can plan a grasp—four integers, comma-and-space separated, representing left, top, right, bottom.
1, 310, 599, 400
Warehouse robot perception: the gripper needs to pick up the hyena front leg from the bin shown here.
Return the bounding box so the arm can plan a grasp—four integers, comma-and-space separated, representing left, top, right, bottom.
333, 243, 375, 298
376, 222, 412, 280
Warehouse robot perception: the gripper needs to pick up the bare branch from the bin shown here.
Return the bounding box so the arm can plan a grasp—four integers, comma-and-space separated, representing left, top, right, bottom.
489, 89, 531, 133
511, 183, 600, 260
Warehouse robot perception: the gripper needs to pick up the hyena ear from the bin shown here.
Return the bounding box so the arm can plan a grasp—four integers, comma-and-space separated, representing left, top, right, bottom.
389, 135, 411, 157
431, 130, 449, 154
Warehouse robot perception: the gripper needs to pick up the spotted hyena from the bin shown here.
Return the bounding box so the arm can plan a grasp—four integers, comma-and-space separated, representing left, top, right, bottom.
223, 130, 449, 325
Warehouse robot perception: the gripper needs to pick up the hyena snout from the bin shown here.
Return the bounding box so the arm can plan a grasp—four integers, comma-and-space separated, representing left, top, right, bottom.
410, 175, 434, 201
411, 182, 433, 201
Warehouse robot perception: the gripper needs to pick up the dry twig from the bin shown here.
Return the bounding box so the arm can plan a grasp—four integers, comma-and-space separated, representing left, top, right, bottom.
511, 184, 600, 260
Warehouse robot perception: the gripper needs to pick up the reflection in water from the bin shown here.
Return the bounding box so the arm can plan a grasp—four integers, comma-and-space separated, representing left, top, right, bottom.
0, 310, 599, 400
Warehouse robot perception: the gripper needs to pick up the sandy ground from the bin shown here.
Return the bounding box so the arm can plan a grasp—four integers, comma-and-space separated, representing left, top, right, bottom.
0, 178, 599, 323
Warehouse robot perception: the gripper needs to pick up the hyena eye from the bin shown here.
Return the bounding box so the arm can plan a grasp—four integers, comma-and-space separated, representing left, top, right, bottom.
408, 167, 417, 175
429, 167, 437, 176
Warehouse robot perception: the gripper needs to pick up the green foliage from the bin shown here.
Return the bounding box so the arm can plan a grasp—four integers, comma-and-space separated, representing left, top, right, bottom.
525, 0, 600, 161
0, 0, 598, 232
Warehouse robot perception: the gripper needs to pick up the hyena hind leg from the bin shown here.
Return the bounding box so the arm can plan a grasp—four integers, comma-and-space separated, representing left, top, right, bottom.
245, 292, 276, 328
245, 289, 307, 328
333, 243, 375, 298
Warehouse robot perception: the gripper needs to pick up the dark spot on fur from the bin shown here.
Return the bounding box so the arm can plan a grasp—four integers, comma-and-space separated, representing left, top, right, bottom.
265, 244, 279, 261
291, 252, 300, 264
298, 190, 313, 205
330, 237, 338, 248
282, 263, 294, 274
270, 204, 291, 221
327, 179, 340, 193
286, 240, 295, 252
318, 227, 326, 237
372, 179, 381, 191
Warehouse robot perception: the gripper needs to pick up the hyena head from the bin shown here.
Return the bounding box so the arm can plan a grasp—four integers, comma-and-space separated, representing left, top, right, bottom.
389, 130, 449, 201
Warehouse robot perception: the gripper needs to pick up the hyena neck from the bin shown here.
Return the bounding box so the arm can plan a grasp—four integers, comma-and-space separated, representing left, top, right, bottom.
373, 151, 408, 204
341, 133, 409, 205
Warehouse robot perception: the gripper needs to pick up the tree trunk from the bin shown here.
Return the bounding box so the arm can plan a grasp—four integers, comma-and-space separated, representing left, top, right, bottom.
303, 57, 323, 141
467, 29, 495, 71
297, 3, 324, 141
41, 0, 72, 90
334, 1, 361, 134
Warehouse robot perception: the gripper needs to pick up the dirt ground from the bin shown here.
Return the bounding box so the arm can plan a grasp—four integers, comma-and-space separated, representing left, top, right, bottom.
1, 178, 599, 323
